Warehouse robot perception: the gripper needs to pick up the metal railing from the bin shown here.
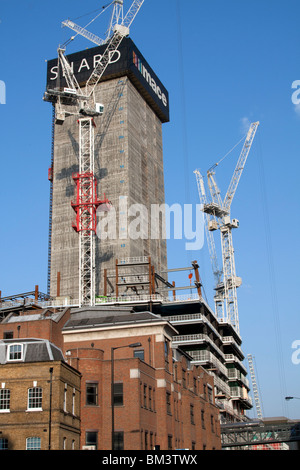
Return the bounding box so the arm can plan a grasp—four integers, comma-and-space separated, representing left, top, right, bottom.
173, 333, 225, 358
225, 354, 247, 374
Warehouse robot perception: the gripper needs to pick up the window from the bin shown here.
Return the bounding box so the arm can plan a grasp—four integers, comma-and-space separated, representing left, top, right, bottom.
201, 409, 205, 429
63, 384, 67, 412
182, 369, 186, 388
208, 385, 213, 404
113, 383, 123, 406
27, 387, 42, 410
174, 398, 178, 421
113, 431, 124, 450
149, 387, 152, 411
134, 349, 144, 361
7, 343, 23, 362
211, 415, 215, 433
0, 438, 8, 450
164, 340, 169, 370
26, 437, 41, 450
174, 364, 178, 382
166, 392, 171, 415
86, 431, 97, 449
190, 404, 195, 425
193, 377, 197, 394
0, 389, 10, 412
3, 331, 13, 339
86, 383, 98, 406
143, 384, 147, 408
72, 388, 76, 415
167, 435, 172, 450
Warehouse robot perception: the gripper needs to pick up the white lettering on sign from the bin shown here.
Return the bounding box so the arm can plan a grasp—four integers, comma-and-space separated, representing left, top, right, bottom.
49, 50, 122, 81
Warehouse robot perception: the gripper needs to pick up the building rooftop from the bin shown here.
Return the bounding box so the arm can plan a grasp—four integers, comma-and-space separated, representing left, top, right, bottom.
0, 338, 64, 364
62, 305, 178, 333
1, 307, 69, 324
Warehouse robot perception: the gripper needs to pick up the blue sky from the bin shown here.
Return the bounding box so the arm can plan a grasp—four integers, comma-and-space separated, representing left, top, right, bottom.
0, 0, 300, 420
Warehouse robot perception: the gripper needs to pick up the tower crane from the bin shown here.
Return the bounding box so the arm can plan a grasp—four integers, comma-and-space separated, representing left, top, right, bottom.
247, 354, 263, 420
44, 0, 144, 307
195, 122, 259, 334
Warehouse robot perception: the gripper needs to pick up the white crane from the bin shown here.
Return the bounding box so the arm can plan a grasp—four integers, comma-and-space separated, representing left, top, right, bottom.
45, 0, 144, 307
195, 122, 259, 333
247, 354, 263, 420
194, 170, 222, 287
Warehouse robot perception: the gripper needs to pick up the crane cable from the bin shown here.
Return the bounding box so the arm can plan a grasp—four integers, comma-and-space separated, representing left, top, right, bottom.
62, 2, 114, 47
208, 132, 247, 174
72, 2, 113, 21
256, 128, 288, 417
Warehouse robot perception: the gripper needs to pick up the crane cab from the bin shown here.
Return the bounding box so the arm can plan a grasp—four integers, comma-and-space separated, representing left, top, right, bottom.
208, 220, 218, 231
95, 103, 104, 115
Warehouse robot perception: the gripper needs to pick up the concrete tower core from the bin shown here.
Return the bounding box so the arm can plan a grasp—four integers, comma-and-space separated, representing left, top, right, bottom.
46, 38, 170, 301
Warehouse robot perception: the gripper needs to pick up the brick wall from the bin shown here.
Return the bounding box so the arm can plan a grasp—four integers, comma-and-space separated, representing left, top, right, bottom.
0, 360, 81, 450
63, 323, 221, 450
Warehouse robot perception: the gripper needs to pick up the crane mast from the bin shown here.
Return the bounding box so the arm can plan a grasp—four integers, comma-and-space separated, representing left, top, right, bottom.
195, 122, 259, 333
247, 354, 263, 420
194, 170, 222, 287
105, 0, 124, 41
45, 0, 144, 307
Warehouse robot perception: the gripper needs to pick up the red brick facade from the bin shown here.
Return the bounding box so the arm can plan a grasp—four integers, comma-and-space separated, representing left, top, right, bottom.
0, 307, 221, 450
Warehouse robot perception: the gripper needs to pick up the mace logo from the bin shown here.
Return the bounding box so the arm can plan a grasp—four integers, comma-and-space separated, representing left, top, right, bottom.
0, 80, 6, 104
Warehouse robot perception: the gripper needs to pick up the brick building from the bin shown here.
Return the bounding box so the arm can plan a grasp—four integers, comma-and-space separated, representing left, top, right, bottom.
0, 305, 221, 450
0, 338, 81, 450
0, 306, 71, 351
62, 306, 221, 450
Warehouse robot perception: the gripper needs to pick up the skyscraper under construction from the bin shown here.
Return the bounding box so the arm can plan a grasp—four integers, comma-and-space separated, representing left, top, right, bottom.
45, 32, 170, 303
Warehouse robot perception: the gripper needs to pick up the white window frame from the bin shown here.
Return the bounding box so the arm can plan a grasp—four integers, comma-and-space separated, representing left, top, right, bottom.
27, 386, 43, 411
72, 388, 76, 416
0, 388, 10, 413
6, 343, 23, 362
26, 437, 41, 450
63, 383, 67, 412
